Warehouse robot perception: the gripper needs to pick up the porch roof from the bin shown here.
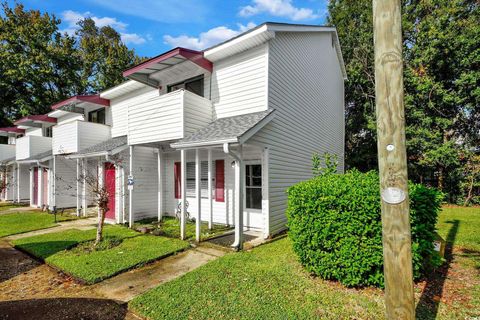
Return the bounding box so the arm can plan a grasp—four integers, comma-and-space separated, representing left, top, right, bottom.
0, 156, 16, 165
122, 47, 213, 88
67, 135, 128, 159
17, 150, 52, 163
14, 114, 57, 128
0, 127, 25, 136
171, 109, 275, 149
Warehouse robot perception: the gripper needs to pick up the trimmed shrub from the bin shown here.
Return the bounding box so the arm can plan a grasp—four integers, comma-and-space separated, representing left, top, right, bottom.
286, 169, 443, 287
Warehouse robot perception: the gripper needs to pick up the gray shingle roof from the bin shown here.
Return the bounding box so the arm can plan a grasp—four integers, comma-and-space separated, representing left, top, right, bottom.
0, 156, 15, 164
77, 135, 128, 155
172, 109, 274, 148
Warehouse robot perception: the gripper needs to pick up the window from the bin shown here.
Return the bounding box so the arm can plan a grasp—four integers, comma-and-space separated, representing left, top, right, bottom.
88, 108, 105, 124
245, 164, 262, 209
43, 126, 53, 137
175, 160, 223, 200
167, 76, 204, 97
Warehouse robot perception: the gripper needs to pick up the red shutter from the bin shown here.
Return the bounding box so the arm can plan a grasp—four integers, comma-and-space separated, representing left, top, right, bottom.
215, 160, 225, 202
174, 162, 181, 199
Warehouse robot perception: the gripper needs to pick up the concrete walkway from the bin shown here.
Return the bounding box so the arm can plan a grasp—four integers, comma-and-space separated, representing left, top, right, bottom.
5, 217, 97, 241
94, 246, 226, 302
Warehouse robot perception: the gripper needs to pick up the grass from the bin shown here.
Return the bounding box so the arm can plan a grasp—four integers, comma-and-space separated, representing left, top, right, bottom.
13, 225, 190, 284
130, 237, 385, 320
0, 202, 27, 210
134, 216, 232, 241
437, 205, 480, 251
0, 211, 78, 237
131, 205, 480, 320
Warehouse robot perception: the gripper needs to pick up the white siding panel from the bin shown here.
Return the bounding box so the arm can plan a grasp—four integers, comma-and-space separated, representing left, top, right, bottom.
183, 91, 213, 137
25, 128, 43, 137
57, 113, 84, 125
77, 122, 111, 151
249, 32, 345, 236
17, 164, 30, 200
16, 136, 52, 160
211, 44, 268, 119
128, 91, 183, 145
107, 86, 157, 138
52, 122, 78, 155
0, 144, 15, 161
54, 156, 78, 208
131, 146, 158, 220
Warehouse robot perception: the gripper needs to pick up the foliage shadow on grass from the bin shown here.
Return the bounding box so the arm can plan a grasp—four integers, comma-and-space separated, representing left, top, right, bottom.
416, 219, 459, 319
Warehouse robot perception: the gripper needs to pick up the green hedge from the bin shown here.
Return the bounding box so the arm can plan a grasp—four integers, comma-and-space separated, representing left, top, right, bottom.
286, 170, 443, 287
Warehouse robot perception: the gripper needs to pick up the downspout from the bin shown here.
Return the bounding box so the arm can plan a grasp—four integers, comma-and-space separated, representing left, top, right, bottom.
223, 142, 244, 250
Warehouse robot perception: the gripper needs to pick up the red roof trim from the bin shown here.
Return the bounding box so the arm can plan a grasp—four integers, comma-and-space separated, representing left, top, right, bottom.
14, 114, 57, 125
51, 95, 110, 110
123, 47, 213, 77
0, 127, 25, 134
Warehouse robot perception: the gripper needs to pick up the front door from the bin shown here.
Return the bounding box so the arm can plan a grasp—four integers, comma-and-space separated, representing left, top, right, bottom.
32, 167, 38, 206
104, 163, 116, 220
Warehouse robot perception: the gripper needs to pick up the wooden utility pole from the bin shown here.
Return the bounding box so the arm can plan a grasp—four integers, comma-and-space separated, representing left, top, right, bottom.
372, 0, 415, 319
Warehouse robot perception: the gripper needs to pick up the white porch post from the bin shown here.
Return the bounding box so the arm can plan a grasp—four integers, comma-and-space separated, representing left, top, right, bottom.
29, 166, 34, 206
17, 163, 20, 203
52, 156, 56, 210
76, 159, 80, 216
180, 149, 186, 240
98, 158, 104, 218
38, 167, 44, 208
81, 159, 87, 216
262, 147, 270, 239
195, 149, 201, 242
233, 150, 244, 249
121, 167, 126, 223
129, 146, 134, 228
157, 148, 163, 222
207, 148, 213, 229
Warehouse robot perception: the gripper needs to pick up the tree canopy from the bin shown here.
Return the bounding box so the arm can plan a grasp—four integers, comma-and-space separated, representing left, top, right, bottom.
0, 2, 142, 125
328, 0, 479, 203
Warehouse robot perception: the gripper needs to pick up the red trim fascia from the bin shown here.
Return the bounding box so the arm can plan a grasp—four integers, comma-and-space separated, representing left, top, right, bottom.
0, 127, 25, 134
123, 47, 213, 77
14, 114, 57, 125
51, 95, 110, 110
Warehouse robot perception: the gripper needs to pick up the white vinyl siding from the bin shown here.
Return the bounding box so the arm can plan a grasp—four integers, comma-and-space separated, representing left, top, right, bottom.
127, 90, 212, 145
131, 146, 158, 220
249, 32, 345, 235
106, 86, 157, 138
52, 120, 111, 155
25, 127, 43, 137
15, 136, 52, 160
56, 112, 84, 125
211, 44, 268, 119
0, 144, 15, 161
16, 163, 30, 201
53, 156, 78, 208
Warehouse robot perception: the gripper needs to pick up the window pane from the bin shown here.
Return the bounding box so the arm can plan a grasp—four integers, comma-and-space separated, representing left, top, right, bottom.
185, 79, 203, 97
246, 188, 262, 209
185, 161, 215, 199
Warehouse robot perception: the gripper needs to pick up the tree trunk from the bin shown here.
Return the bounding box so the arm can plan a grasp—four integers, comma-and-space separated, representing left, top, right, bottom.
95, 207, 106, 246
438, 166, 444, 191
464, 176, 474, 206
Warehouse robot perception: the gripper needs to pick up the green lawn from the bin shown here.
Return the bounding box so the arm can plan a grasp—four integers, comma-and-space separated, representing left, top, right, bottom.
437, 205, 480, 251
0, 212, 78, 237
131, 206, 480, 320
134, 217, 232, 241
130, 237, 385, 320
0, 202, 27, 211
13, 225, 190, 284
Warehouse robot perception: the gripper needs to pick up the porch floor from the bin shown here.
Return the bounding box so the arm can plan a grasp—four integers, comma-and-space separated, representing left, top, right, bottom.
206, 230, 265, 249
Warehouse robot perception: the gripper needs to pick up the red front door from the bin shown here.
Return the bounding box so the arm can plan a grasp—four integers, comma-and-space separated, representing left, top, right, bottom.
104, 163, 116, 220
32, 167, 38, 205
42, 168, 48, 206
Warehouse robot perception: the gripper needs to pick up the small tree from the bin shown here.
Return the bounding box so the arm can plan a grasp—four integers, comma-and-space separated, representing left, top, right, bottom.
312, 152, 339, 177
461, 151, 480, 206
54, 153, 125, 246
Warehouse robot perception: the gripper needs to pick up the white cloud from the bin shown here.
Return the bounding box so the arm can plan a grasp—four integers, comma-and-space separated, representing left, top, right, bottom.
121, 33, 146, 45
61, 10, 146, 45
239, 0, 319, 21
163, 22, 256, 51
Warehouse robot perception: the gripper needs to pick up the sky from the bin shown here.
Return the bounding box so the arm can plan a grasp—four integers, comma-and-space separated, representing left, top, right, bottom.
7, 0, 329, 57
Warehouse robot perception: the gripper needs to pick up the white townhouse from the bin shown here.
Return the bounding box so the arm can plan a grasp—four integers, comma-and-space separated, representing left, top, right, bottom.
13, 115, 56, 208
0, 127, 24, 202
120, 22, 345, 248
18, 22, 345, 249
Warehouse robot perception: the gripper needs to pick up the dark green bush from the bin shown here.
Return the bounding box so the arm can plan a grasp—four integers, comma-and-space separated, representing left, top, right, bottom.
286, 169, 443, 287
